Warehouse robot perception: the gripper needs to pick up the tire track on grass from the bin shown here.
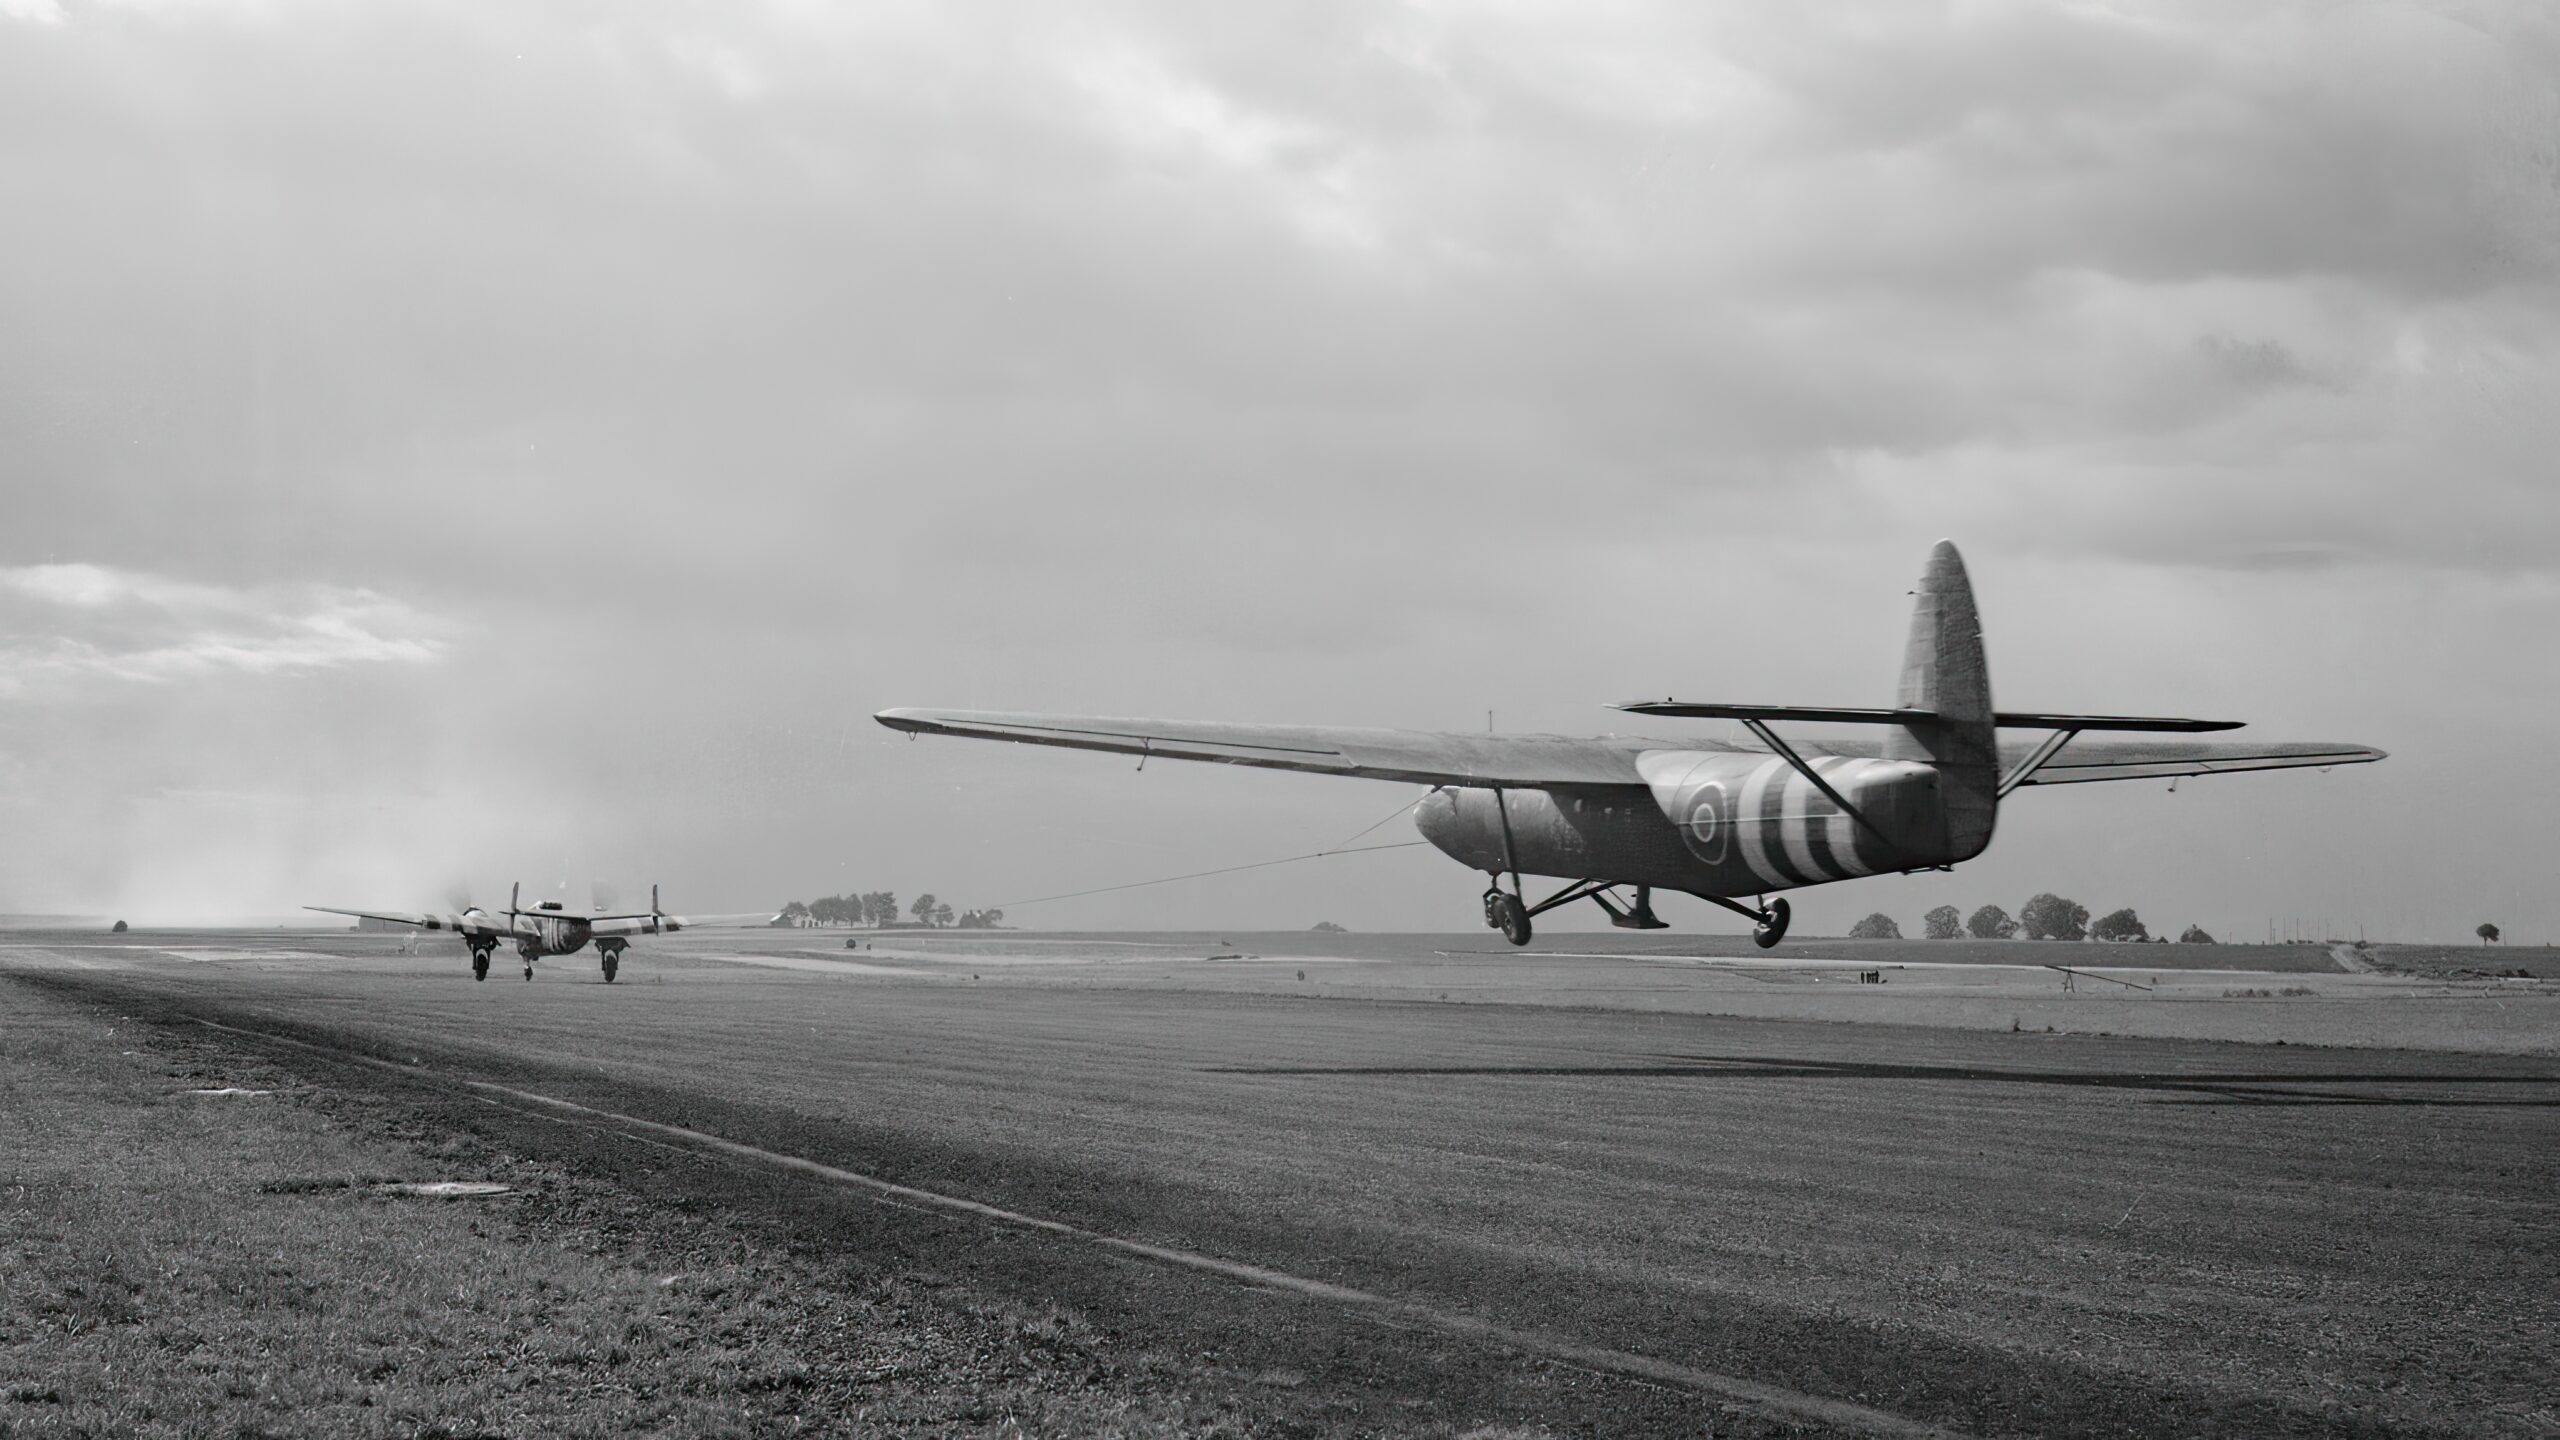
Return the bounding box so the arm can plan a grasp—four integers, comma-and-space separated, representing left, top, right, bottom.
188, 1014, 1968, 1440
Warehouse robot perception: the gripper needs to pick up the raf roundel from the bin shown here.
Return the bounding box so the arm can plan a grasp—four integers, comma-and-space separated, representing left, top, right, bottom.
1686, 781, 1729, 864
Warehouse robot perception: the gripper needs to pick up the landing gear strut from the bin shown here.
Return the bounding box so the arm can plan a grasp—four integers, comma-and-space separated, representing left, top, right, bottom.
1702, 893, 1792, 949
1483, 787, 1536, 946
1485, 878, 1673, 945
1483, 887, 1532, 946
1592, 885, 1670, 931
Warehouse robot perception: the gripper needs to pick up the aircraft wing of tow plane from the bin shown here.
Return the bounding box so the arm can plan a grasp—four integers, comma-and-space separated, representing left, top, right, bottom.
876, 540, 2385, 948
304, 883, 757, 984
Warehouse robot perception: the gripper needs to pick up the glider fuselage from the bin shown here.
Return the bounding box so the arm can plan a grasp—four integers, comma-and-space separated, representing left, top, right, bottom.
1415, 750, 1964, 899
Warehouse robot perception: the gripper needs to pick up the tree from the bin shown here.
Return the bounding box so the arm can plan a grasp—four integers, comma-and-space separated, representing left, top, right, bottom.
2090, 907, 2148, 943
933, 901, 955, 928
1848, 912, 1902, 940
1922, 904, 1963, 940
864, 892, 897, 928
2478, 922, 2501, 945
1966, 904, 2017, 940
2178, 924, 2216, 944
911, 893, 939, 927
809, 895, 844, 927
776, 899, 810, 928
2020, 893, 2089, 942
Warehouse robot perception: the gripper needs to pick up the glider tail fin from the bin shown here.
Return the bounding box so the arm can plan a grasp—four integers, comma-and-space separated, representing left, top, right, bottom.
1885, 540, 1999, 861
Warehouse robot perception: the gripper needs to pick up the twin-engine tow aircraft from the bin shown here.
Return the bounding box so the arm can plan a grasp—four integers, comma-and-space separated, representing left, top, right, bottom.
877, 541, 2385, 948
306, 883, 692, 982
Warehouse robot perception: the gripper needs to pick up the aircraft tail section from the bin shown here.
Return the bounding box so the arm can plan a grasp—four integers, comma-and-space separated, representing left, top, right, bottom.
1885, 540, 1999, 861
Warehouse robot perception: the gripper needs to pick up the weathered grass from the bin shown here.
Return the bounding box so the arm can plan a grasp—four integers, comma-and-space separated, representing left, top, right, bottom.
0, 997, 1261, 1437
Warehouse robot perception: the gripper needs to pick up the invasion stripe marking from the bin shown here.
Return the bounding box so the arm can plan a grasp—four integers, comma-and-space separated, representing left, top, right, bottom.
1734, 760, 1790, 890
1816, 757, 1873, 879
1756, 762, 1816, 888
1779, 764, 1833, 884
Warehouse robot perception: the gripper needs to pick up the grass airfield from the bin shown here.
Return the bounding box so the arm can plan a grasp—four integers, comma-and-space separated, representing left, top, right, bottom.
4, 927, 2555, 1437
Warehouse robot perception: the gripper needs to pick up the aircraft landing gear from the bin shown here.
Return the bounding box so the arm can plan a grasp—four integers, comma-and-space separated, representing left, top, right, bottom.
471, 948, 490, 982
1489, 877, 1669, 946
523, 962, 535, 981
599, 944, 622, 983
1754, 897, 1791, 949
1592, 885, 1670, 931
1702, 893, 1793, 948
1699, 891, 1802, 948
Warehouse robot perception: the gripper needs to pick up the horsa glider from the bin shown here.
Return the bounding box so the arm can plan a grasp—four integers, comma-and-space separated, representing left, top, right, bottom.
306, 883, 696, 983
877, 542, 2384, 948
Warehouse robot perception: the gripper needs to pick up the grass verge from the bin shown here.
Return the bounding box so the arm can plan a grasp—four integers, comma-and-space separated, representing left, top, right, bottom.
0, 984, 1308, 1438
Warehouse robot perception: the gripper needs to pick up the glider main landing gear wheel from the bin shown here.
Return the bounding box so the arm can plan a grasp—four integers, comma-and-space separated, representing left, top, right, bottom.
1753, 897, 1792, 950
523, 962, 535, 981
1483, 888, 1533, 947
1705, 892, 1794, 949
471, 950, 490, 982
601, 949, 620, 983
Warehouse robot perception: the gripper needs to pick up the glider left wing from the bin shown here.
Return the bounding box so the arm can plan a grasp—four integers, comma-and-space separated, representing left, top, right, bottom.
874, 708, 1661, 787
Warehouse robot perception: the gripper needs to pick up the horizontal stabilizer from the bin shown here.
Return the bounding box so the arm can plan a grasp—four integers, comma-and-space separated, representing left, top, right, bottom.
1990, 712, 2243, 734
2009, 739, 2387, 786
1616, 701, 2241, 733
1615, 701, 1933, 725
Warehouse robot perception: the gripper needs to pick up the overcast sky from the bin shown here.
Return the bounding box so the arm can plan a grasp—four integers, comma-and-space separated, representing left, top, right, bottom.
2, 0, 2552, 940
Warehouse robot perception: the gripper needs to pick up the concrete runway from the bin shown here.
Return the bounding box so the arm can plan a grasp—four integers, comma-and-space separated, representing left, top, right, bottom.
7, 928, 2556, 1437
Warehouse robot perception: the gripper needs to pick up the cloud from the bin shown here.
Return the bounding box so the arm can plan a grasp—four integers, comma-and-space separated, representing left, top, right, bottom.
0, 564, 447, 689
0, 1, 2547, 936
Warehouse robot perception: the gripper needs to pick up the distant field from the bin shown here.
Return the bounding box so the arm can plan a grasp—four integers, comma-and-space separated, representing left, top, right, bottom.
877, 928, 2352, 973
2372, 944, 2560, 980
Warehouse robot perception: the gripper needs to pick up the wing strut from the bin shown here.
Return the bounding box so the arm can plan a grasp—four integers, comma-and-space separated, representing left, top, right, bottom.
1997, 728, 2082, 798
1490, 787, 1525, 902
1737, 718, 1910, 865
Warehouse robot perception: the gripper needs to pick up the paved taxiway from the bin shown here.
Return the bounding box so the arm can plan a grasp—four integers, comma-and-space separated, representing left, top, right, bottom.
7, 929, 2555, 1437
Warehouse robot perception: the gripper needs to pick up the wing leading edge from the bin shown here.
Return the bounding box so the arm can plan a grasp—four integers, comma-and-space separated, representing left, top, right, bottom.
875, 708, 2382, 792
873, 708, 1662, 787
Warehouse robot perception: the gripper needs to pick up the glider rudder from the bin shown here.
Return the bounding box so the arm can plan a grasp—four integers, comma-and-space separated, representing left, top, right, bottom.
1885, 540, 1999, 862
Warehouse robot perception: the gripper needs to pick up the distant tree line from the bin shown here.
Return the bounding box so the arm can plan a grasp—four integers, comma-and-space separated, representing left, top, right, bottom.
1844, 894, 2217, 944
774, 891, 1006, 930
